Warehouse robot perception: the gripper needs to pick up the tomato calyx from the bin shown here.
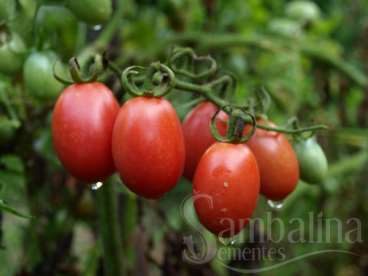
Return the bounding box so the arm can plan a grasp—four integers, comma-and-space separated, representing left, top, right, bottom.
120, 62, 176, 97
168, 47, 218, 80
210, 107, 256, 143
53, 55, 104, 85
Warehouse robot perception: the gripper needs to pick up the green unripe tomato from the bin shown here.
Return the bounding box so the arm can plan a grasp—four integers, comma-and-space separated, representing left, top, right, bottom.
286, 1, 321, 23
295, 138, 328, 184
0, 32, 26, 75
66, 0, 112, 25
0, 117, 19, 146
23, 51, 64, 101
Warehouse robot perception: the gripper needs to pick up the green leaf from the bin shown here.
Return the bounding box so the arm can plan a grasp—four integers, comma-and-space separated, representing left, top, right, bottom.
0, 155, 24, 174
0, 200, 32, 219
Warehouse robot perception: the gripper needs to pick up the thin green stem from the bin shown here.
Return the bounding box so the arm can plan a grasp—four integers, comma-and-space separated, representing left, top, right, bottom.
168, 32, 368, 88
96, 178, 124, 276
174, 79, 327, 135
175, 79, 229, 107
78, 0, 125, 64
255, 123, 328, 134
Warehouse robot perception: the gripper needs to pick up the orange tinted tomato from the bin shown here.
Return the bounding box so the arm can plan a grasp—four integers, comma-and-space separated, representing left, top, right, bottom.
246, 120, 299, 200
193, 142, 260, 237
182, 101, 228, 180
52, 83, 119, 183
112, 97, 185, 199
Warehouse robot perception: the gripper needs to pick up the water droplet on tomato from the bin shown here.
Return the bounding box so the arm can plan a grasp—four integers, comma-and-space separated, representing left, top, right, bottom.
91, 181, 103, 190
218, 236, 238, 246
267, 199, 284, 210
223, 182, 229, 188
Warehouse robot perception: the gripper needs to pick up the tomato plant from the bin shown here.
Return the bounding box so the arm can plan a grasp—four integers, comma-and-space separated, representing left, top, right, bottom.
193, 142, 260, 237
295, 137, 328, 184
66, 0, 112, 25
52, 82, 119, 183
23, 51, 65, 100
112, 96, 185, 199
2, 0, 365, 274
245, 120, 300, 200
182, 101, 228, 180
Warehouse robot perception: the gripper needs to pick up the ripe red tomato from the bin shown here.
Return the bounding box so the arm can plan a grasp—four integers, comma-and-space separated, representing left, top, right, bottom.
52, 83, 119, 183
245, 120, 299, 200
112, 96, 185, 199
193, 142, 260, 237
182, 101, 228, 180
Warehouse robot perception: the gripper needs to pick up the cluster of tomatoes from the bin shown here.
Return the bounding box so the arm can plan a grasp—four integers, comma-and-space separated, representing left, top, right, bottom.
52, 79, 328, 238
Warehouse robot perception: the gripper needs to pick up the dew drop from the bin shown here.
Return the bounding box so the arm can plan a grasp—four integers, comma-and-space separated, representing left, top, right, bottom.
223, 182, 229, 188
267, 199, 284, 210
91, 181, 103, 190
93, 25, 102, 31
218, 236, 237, 246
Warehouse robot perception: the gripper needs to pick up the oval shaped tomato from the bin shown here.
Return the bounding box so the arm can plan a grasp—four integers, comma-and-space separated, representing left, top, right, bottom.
246, 120, 299, 200
24, 51, 65, 100
66, 0, 112, 25
0, 32, 26, 75
295, 138, 328, 184
193, 142, 260, 237
182, 101, 228, 180
112, 96, 185, 199
52, 83, 119, 183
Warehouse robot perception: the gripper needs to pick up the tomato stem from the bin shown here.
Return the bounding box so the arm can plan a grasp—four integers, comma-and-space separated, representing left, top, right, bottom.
175, 78, 327, 135
96, 178, 124, 276
116, 47, 328, 137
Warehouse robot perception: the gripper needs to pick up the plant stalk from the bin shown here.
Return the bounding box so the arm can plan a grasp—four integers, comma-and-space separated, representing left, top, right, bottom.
96, 178, 124, 276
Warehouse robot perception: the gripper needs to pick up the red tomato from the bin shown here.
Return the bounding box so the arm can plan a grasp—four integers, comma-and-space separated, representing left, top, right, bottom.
245, 120, 299, 200
52, 83, 119, 183
112, 96, 185, 199
182, 101, 228, 180
193, 142, 260, 237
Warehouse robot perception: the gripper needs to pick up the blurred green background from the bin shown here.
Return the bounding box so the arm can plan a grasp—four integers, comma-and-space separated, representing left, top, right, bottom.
0, 0, 367, 275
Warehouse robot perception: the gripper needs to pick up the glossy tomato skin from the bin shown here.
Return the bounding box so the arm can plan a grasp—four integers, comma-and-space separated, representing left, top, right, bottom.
112, 96, 185, 199
52, 83, 119, 183
182, 101, 228, 180
193, 142, 260, 237
246, 120, 299, 200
